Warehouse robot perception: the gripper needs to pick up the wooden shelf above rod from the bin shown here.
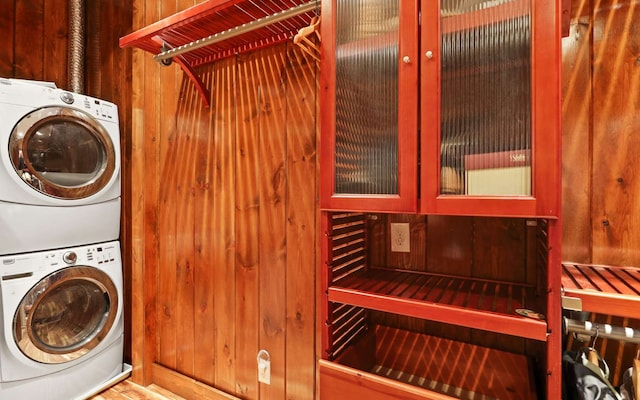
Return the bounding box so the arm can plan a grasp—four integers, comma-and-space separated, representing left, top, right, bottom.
119, 0, 319, 107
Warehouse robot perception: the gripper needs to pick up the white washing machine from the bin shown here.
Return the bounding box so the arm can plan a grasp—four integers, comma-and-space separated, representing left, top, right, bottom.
0, 240, 124, 399
0, 78, 121, 256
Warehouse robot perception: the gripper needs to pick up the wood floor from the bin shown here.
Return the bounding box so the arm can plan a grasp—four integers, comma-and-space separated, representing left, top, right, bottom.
90, 380, 185, 400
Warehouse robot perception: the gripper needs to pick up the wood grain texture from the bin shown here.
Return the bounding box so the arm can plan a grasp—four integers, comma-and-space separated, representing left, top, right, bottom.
561, 0, 593, 264
210, 55, 237, 394
90, 379, 186, 400
0, 0, 15, 76
591, 0, 640, 266
42, 0, 67, 86
140, 0, 162, 386
285, 46, 318, 400
129, 0, 149, 385
426, 216, 473, 276
235, 52, 261, 398
14, 0, 44, 79
257, 45, 288, 400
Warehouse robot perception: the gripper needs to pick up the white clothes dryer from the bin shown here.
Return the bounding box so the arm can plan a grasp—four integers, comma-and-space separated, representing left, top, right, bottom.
0, 78, 121, 256
0, 240, 124, 399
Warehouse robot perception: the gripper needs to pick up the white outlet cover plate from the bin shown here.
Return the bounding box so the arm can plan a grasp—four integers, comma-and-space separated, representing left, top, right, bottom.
390, 223, 410, 253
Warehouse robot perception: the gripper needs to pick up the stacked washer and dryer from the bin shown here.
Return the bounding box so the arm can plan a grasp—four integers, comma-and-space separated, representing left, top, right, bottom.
0, 79, 125, 399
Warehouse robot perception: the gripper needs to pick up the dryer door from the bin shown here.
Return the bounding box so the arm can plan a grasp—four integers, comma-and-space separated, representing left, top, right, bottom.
8, 106, 116, 199
13, 266, 119, 364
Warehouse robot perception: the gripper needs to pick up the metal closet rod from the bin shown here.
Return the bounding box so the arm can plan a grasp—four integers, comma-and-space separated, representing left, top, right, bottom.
564, 317, 640, 344
153, 1, 317, 62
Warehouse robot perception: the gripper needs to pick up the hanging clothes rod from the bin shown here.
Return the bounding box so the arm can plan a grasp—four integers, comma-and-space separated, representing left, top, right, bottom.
153, 1, 317, 62
564, 317, 640, 344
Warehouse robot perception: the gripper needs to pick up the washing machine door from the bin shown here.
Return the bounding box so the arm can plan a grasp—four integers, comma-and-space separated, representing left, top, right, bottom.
12, 266, 119, 364
8, 106, 116, 199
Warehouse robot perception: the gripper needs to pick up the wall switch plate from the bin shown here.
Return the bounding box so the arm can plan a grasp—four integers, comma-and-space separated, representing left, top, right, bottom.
390, 223, 410, 253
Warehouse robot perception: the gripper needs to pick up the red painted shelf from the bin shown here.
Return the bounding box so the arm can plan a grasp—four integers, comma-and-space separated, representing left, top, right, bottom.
328, 267, 548, 341
119, 0, 318, 106
562, 262, 640, 318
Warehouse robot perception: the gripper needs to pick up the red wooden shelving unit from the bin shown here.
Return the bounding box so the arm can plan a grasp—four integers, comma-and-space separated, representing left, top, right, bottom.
119, 0, 318, 106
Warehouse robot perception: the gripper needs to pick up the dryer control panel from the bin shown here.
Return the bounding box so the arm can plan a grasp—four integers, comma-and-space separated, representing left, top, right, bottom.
0, 241, 121, 280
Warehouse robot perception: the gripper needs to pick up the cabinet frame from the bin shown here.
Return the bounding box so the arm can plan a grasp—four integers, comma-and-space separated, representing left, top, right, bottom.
319, 0, 420, 213
420, 0, 562, 218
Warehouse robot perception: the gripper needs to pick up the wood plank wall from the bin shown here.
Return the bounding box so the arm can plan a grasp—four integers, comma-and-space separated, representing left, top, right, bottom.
562, 0, 640, 386
128, 1, 318, 399
0, 0, 133, 361
562, 0, 640, 267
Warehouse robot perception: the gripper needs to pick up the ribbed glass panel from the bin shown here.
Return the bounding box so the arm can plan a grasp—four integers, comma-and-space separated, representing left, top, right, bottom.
334, 0, 399, 195
440, 0, 532, 196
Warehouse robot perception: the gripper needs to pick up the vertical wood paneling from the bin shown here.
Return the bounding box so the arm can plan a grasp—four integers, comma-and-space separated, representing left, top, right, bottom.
129, 0, 152, 385
42, 0, 67, 86
14, 0, 44, 79
472, 218, 527, 283
136, 34, 318, 399
285, 47, 317, 400
257, 46, 288, 400
591, 1, 640, 266
0, 1, 15, 76
175, 79, 197, 377
426, 216, 473, 276
211, 56, 237, 394
141, 0, 162, 385
561, 0, 593, 263
156, 0, 180, 371
193, 67, 216, 385
176, 0, 217, 388
235, 53, 261, 398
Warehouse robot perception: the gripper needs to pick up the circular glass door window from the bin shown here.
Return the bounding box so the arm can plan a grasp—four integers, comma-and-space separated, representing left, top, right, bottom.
13, 266, 118, 364
9, 106, 116, 199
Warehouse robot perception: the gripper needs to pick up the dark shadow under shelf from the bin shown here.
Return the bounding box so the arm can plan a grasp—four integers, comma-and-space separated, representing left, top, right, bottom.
328, 267, 547, 341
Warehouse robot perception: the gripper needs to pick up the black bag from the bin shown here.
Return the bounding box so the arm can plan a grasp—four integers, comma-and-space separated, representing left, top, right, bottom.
563, 348, 622, 400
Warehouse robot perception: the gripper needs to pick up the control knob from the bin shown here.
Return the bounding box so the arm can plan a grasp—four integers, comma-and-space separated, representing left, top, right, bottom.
60, 91, 75, 104
63, 251, 77, 264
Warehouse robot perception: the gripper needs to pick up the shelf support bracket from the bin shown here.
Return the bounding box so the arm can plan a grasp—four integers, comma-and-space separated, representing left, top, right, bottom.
173, 58, 211, 107
152, 39, 211, 107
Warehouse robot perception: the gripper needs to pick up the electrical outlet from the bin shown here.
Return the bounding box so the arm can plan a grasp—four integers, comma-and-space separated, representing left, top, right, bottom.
390, 223, 410, 253
257, 350, 271, 384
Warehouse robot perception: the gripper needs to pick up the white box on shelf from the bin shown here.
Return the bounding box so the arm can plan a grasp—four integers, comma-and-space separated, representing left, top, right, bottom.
465, 149, 531, 196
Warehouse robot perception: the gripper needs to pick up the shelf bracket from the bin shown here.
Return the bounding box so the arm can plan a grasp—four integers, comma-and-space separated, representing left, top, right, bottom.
152, 39, 211, 107
173, 58, 211, 108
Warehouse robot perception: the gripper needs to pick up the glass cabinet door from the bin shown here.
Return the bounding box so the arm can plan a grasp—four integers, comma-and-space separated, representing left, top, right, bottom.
320, 0, 419, 212
421, 0, 561, 217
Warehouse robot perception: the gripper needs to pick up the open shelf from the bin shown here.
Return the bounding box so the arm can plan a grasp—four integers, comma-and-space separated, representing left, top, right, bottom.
119, 0, 318, 106
320, 325, 537, 400
328, 267, 547, 341
562, 262, 640, 318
